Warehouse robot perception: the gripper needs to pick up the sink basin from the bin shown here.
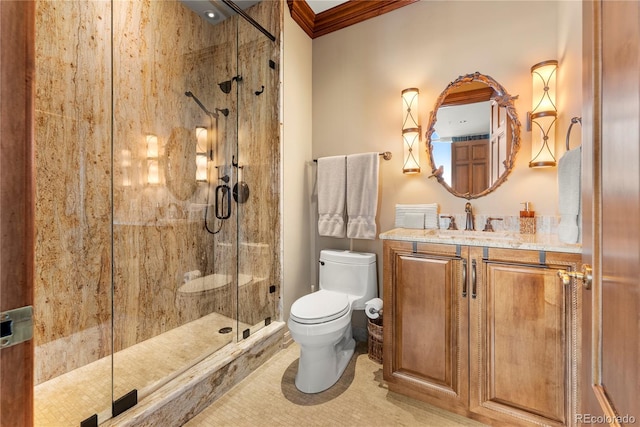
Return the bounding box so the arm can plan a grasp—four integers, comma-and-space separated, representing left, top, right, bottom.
435, 230, 518, 241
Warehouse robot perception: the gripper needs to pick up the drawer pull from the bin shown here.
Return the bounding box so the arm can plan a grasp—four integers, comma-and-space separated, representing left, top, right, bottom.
462, 259, 467, 298
471, 259, 477, 299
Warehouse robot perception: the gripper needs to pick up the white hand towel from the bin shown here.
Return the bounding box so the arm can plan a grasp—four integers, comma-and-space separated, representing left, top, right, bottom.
395, 203, 439, 229
557, 147, 581, 243
404, 212, 425, 229
346, 153, 379, 239
317, 156, 346, 237
423, 204, 439, 229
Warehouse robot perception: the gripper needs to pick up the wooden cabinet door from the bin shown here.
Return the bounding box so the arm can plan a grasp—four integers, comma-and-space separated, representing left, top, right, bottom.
383, 241, 468, 412
468, 248, 580, 426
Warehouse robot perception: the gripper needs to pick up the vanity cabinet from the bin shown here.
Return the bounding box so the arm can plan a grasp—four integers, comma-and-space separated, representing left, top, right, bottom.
383, 240, 581, 427
382, 241, 469, 411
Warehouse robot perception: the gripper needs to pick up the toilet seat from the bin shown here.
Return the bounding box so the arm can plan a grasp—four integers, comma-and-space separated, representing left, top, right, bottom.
290, 290, 350, 324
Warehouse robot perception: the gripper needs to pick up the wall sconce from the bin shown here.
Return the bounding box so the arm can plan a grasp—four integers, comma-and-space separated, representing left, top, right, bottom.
195, 126, 208, 182
146, 134, 160, 185
402, 88, 421, 174
529, 60, 558, 168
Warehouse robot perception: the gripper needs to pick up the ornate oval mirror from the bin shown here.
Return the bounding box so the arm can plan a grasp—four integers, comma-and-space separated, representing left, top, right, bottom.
426, 72, 521, 199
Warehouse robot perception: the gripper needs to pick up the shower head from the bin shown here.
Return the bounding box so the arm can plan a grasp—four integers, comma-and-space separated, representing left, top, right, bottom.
218, 75, 242, 94
218, 81, 231, 94
215, 108, 229, 117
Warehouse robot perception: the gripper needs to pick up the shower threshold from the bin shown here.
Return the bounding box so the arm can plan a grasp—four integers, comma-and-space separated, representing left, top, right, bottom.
34, 312, 249, 426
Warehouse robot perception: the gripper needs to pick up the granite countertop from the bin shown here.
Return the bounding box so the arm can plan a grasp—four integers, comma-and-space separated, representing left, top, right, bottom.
379, 228, 582, 254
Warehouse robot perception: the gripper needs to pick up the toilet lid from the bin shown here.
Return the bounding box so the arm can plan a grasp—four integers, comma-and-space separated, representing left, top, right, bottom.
290, 290, 350, 324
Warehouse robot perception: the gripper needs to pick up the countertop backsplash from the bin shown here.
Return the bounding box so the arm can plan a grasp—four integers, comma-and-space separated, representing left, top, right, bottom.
439, 214, 560, 235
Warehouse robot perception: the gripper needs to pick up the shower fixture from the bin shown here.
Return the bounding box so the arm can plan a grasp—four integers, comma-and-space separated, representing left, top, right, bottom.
218, 75, 242, 94
231, 155, 249, 204
215, 108, 229, 117
204, 166, 233, 234
185, 91, 213, 116
185, 91, 228, 119
214, 180, 232, 220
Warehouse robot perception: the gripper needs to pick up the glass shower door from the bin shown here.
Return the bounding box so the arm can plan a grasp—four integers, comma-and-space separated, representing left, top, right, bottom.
32, 1, 114, 425
32, 0, 280, 424
235, 1, 279, 341
111, 0, 238, 414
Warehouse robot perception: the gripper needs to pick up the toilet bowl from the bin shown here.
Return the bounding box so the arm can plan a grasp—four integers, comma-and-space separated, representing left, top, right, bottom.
288, 250, 377, 393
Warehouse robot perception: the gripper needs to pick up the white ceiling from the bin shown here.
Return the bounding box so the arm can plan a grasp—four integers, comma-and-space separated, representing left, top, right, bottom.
180, 0, 261, 25
182, 1, 351, 24
306, 0, 348, 14
433, 101, 491, 141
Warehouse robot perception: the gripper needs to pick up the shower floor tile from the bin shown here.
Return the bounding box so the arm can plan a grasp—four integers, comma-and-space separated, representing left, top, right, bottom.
34, 312, 247, 427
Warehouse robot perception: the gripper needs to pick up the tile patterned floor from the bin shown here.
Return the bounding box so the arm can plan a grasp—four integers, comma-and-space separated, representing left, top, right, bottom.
185, 342, 488, 427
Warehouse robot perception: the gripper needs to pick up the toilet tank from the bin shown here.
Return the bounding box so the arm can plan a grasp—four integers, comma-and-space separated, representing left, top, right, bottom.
318, 250, 377, 310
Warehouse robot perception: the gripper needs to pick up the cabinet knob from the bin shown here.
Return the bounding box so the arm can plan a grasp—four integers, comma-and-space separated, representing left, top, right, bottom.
558, 264, 592, 290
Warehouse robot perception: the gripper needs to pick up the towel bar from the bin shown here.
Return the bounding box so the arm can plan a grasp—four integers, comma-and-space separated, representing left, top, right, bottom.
565, 117, 582, 151
313, 151, 392, 163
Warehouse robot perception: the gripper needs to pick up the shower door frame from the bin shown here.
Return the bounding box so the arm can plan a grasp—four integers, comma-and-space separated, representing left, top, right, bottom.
0, 1, 35, 425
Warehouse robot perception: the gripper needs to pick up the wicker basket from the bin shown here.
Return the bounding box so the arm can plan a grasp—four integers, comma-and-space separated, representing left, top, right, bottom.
367, 317, 383, 364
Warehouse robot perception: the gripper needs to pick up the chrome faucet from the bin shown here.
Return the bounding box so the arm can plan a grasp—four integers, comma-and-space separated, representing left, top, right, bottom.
464, 202, 474, 231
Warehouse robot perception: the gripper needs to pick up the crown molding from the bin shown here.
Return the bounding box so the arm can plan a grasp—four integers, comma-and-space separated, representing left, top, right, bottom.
287, 0, 419, 39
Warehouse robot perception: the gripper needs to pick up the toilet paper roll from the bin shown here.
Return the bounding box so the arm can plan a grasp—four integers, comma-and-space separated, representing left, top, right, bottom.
365, 298, 383, 319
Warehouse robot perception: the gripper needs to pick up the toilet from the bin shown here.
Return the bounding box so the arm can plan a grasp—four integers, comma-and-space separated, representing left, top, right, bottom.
288, 249, 378, 393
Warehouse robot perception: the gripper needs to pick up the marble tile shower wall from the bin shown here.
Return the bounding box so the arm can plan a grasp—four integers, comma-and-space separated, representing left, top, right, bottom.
111, 0, 231, 354
35, 0, 113, 384
34, 0, 281, 384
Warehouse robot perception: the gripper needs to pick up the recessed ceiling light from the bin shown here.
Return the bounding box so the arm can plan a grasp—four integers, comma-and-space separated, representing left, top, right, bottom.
204, 10, 216, 19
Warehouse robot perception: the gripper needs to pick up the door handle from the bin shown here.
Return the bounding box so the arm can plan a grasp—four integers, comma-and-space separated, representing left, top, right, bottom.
558, 264, 593, 290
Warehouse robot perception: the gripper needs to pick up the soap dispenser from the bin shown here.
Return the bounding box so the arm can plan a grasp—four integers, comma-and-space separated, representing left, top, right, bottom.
520, 202, 536, 234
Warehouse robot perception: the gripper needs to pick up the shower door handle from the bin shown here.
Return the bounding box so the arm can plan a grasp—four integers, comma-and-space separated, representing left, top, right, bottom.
215, 185, 231, 220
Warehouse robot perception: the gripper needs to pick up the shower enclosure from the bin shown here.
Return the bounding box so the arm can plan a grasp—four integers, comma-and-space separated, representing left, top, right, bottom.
32, 1, 280, 425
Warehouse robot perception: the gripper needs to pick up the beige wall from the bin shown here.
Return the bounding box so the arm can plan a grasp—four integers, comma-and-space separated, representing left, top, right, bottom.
282, 10, 313, 321
282, 1, 582, 315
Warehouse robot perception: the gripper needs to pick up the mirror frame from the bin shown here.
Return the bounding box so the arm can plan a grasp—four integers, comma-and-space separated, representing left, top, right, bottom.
425, 72, 521, 199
